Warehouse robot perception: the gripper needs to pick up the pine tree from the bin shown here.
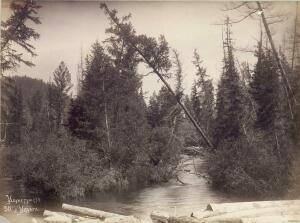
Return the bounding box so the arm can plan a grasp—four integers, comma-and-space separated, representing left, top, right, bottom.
101, 3, 212, 148
68, 37, 150, 173
68, 41, 112, 146
105, 25, 150, 171
190, 81, 201, 125
1, 0, 41, 72
147, 92, 161, 128
192, 50, 214, 138
213, 22, 244, 147
183, 95, 193, 117
250, 47, 281, 131
49, 61, 72, 129
28, 90, 44, 132
171, 50, 184, 135
247, 41, 294, 193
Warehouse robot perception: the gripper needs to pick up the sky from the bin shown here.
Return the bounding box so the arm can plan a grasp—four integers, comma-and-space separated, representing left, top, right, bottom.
1, 1, 297, 100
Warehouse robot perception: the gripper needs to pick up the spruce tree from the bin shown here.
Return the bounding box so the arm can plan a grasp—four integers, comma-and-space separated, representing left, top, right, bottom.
250, 47, 281, 131
68, 37, 150, 173
68, 41, 112, 146
190, 81, 201, 126
192, 50, 214, 137
213, 24, 244, 147
1, 0, 41, 72
28, 90, 44, 132
49, 61, 72, 129
105, 25, 150, 171
147, 92, 161, 128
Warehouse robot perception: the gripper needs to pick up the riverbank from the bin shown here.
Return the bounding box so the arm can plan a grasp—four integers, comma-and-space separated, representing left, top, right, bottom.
0, 157, 240, 223
42, 200, 300, 223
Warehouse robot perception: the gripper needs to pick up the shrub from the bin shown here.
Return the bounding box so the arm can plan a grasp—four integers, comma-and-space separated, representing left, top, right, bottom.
207, 131, 289, 198
9, 129, 125, 199
7, 125, 183, 199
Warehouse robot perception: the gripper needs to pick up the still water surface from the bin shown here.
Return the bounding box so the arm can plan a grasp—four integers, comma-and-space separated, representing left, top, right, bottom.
0, 157, 243, 223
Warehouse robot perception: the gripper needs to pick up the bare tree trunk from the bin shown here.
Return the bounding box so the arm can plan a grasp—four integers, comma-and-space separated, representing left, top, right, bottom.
0, 75, 2, 143
171, 115, 178, 135
292, 2, 299, 71
274, 131, 281, 161
257, 1, 297, 113
103, 80, 111, 149
100, 4, 213, 149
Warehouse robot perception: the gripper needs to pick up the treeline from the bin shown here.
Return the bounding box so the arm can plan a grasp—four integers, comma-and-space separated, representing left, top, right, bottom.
2, 1, 300, 199
3, 52, 185, 198
205, 23, 300, 197
2, 7, 187, 198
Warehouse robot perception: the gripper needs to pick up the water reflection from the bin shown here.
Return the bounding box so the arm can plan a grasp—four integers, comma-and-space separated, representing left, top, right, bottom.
0, 157, 237, 223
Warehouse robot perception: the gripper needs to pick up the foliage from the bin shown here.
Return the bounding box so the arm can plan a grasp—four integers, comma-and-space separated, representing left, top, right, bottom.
208, 34, 295, 197
66, 13, 182, 196
250, 48, 281, 130
190, 50, 215, 145
1, 0, 41, 72
10, 129, 128, 199
6, 3, 299, 200
213, 33, 244, 148
1, 77, 24, 144
48, 61, 73, 129
207, 131, 289, 197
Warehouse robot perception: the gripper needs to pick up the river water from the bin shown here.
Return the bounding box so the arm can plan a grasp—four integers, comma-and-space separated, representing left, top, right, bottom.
0, 156, 243, 223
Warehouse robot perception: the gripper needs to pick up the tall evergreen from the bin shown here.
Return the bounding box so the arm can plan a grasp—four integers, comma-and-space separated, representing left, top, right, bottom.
49, 61, 72, 129
190, 81, 201, 125
68, 36, 150, 173
68, 41, 112, 145
192, 50, 214, 138
27, 90, 48, 134
147, 92, 161, 128
214, 23, 244, 147
105, 25, 150, 171
250, 46, 281, 131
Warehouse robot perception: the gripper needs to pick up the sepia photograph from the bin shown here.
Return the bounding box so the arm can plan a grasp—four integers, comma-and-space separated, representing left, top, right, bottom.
0, 0, 300, 222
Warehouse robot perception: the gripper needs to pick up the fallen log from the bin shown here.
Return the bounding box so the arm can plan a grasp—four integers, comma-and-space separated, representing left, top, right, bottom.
104, 215, 141, 223
62, 203, 122, 220
206, 200, 300, 213
169, 216, 202, 223
150, 211, 170, 223
80, 220, 103, 223
44, 210, 97, 221
241, 215, 300, 223
191, 210, 223, 219
44, 215, 72, 223
204, 205, 300, 223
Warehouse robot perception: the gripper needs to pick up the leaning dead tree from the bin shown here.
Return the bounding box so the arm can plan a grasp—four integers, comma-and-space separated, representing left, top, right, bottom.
256, 2, 296, 106
223, 1, 298, 117
100, 3, 213, 148
291, 2, 299, 71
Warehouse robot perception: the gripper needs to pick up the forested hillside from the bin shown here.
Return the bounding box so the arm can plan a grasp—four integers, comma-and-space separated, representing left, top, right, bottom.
1, 1, 300, 200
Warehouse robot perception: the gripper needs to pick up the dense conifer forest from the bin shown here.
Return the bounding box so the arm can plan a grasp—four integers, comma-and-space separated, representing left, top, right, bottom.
1, 1, 300, 200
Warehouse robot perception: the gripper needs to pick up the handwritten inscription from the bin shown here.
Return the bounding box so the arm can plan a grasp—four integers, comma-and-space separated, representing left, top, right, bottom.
5, 195, 40, 205
3, 195, 40, 215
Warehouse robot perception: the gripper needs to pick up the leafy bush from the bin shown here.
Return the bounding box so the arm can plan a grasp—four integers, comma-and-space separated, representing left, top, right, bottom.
146, 127, 182, 183
6, 125, 182, 199
9, 129, 124, 199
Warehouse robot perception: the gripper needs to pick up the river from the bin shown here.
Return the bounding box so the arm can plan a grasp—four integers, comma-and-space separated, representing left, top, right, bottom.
0, 156, 243, 223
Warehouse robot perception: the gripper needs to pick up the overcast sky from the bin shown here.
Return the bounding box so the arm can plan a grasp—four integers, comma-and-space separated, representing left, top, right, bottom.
2, 1, 297, 99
